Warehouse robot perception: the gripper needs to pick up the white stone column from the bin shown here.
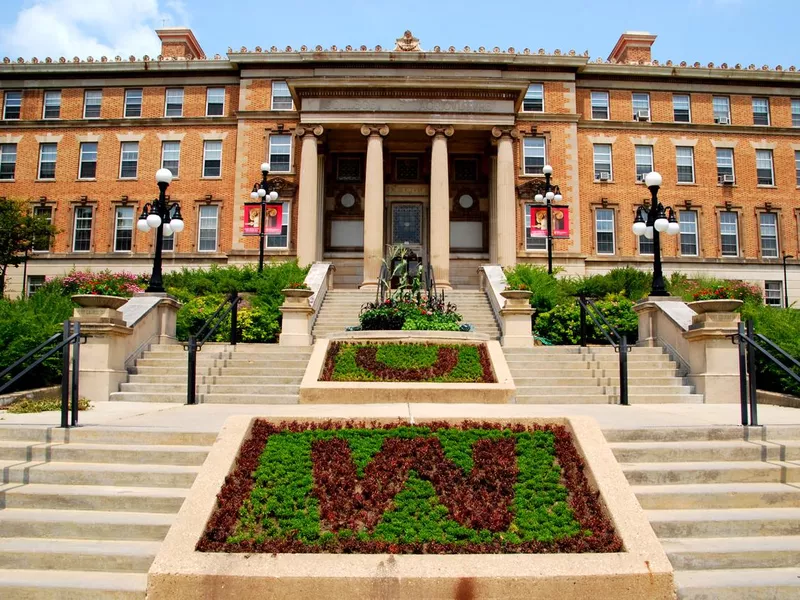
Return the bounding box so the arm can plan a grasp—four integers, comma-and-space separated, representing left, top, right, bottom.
360, 124, 389, 289
492, 127, 519, 268
295, 124, 323, 267
489, 156, 498, 264
426, 125, 454, 289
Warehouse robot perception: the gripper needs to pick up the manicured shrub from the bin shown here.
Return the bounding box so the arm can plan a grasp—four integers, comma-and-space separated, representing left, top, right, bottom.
359, 296, 461, 331
5, 397, 91, 414
176, 294, 281, 343
534, 294, 638, 346
48, 269, 149, 297
740, 302, 800, 397
667, 273, 763, 303
401, 312, 460, 331
503, 264, 564, 313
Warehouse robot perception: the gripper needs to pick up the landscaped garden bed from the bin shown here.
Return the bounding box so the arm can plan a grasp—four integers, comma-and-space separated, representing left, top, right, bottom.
197, 419, 621, 555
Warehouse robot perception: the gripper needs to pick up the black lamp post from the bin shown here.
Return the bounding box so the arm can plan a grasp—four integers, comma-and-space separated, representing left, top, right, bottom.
249, 162, 280, 273
632, 171, 680, 297
136, 168, 183, 293
783, 253, 793, 308
533, 164, 562, 275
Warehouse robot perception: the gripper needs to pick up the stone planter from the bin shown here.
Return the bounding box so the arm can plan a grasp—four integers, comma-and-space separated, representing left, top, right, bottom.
687, 299, 743, 314
500, 289, 532, 302
71, 294, 128, 309
281, 288, 313, 300
499, 290, 534, 348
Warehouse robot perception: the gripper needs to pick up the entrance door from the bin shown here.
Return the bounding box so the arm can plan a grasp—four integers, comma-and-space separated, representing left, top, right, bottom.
391, 203, 424, 258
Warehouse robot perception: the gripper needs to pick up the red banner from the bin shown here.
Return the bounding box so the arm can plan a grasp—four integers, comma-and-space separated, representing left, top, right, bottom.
530, 206, 569, 238
244, 203, 282, 235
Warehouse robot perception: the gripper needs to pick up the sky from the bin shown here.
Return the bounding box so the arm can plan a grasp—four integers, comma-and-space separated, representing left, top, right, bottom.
0, 0, 795, 68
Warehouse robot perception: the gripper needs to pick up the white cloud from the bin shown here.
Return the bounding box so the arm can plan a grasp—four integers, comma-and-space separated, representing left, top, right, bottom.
0, 0, 189, 59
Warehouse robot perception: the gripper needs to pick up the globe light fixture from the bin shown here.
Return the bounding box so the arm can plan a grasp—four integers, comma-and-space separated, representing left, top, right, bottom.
250, 163, 280, 272
536, 165, 563, 274
137, 170, 183, 293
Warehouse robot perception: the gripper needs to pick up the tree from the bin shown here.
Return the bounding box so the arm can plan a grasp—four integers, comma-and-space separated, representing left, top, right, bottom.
0, 198, 57, 296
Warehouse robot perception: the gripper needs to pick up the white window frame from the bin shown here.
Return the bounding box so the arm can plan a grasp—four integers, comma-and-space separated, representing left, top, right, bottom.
43, 90, 61, 119
72, 206, 93, 252
713, 96, 731, 124
716, 148, 735, 182
113, 206, 135, 252
161, 141, 181, 178
78, 142, 98, 180
522, 137, 546, 175
759, 212, 779, 258
119, 141, 139, 179
265, 202, 291, 249
268, 134, 292, 173
795, 150, 800, 186
26, 275, 46, 296
752, 97, 770, 126
676, 146, 695, 183
3, 90, 21, 120
197, 205, 219, 252
83, 90, 102, 119
206, 87, 225, 116
164, 88, 184, 117
37, 143, 57, 180
32, 206, 52, 252
593, 144, 612, 181
638, 233, 654, 255
523, 84, 544, 112
756, 149, 774, 186
632, 93, 650, 119
679, 210, 698, 256
792, 98, 800, 127
0, 143, 16, 179
634, 145, 654, 182
595, 208, 615, 255
202, 140, 223, 178
720, 211, 739, 257
673, 94, 691, 123
764, 281, 783, 307
162, 205, 179, 252
271, 81, 293, 110
124, 88, 143, 118
590, 91, 609, 120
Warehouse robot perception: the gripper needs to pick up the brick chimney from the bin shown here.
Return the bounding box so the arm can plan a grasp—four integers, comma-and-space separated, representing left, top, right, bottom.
608, 31, 657, 64
156, 28, 205, 60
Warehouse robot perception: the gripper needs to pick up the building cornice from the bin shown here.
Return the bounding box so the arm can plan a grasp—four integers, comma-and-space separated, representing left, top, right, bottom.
578, 120, 800, 137
579, 63, 800, 85
0, 116, 237, 130
0, 59, 236, 77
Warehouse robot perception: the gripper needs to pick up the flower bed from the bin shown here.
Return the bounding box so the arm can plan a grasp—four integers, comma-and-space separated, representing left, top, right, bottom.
320, 342, 495, 383
197, 420, 621, 555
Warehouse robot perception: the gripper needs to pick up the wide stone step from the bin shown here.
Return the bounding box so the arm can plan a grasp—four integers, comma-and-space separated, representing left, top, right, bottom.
0, 508, 174, 540
603, 426, 747, 443
128, 374, 303, 385
503, 346, 666, 355
647, 507, 800, 538
632, 482, 800, 510
675, 567, 800, 599
109, 392, 187, 403
508, 366, 681, 377
514, 394, 702, 405
0, 460, 200, 488
199, 393, 299, 404
0, 483, 188, 513
120, 383, 300, 395
516, 385, 693, 395
610, 440, 788, 463
0, 568, 146, 599
0, 441, 209, 466
0, 427, 215, 446
504, 355, 674, 364
514, 377, 685, 387
663, 535, 800, 570
0, 537, 158, 573
135, 358, 309, 368
622, 461, 799, 485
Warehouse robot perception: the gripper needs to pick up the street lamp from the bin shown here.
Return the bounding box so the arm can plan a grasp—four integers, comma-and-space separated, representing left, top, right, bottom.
783, 253, 793, 308
632, 171, 680, 297
250, 162, 280, 273
136, 168, 184, 293
533, 164, 563, 275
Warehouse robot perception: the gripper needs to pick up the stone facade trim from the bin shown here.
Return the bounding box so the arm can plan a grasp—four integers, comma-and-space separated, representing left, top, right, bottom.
359, 124, 389, 138
75, 133, 102, 143
587, 135, 617, 144
116, 133, 145, 142
750, 140, 778, 150
200, 131, 229, 141
295, 124, 324, 138
629, 135, 658, 146
157, 132, 187, 142
711, 139, 739, 148
0, 134, 23, 144
670, 137, 698, 147
34, 134, 63, 143
425, 125, 454, 138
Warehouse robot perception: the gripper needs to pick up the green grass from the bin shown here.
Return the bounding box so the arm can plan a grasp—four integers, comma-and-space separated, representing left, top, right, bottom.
3, 397, 91, 414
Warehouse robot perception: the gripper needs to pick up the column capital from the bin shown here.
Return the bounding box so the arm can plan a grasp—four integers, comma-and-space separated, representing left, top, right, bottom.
491, 126, 519, 140
294, 124, 324, 138
360, 124, 390, 137
425, 124, 454, 138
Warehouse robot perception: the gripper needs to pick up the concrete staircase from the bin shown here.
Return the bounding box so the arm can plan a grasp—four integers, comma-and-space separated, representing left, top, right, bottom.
444, 289, 501, 340
504, 346, 704, 404
110, 343, 311, 404
606, 425, 800, 599
312, 289, 375, 339
0, 426, 215, 599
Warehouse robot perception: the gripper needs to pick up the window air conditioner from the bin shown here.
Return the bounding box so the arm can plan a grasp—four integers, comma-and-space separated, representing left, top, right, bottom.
636, 173, 645, 182
720, 174, 735, 184
636, 109, 650, 121
715, 116, 730, 125
598, 172, 611, 181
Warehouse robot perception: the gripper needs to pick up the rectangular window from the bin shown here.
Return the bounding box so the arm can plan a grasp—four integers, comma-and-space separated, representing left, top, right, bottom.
676, 146, 695, 183
716, 148, 735, 182
792, 99, 800, 127
524, 204, 547, 250
124, 89, 142, 118
267, 202, 290, 248
198, 205, 218, 252
114, 206, 134, 252
523, 137, 546, 175
713, 96, 731, 123
673, 94, 691, 122
634, 145, 654, 182
43, 90, 61, 119
720, 212, 739, 257
796, 150, 800, 186
73, 206, 93, 252
37, 143, 57, 179
756, 149, 774, 185
271, 81, 292, 110
119, 141, 139, 179
591, 91, 609, 120
206, 87, 225, 116
760, 212, 779, 258
336, 156, 362, 182
160, 141, 180, 178
639, 234, 654, 255
78, 142, 97, 179
32, 206, 52, 252
0, 144, 17, 179
162, 205, 178, 252
395, 157, 420, 181
765, 281, 783, 307
202, 140, 222, 177
83, 90, 102, 118
593, 144, 612, 180
453, 158, 477, 182
680, 211, 698, 256
3, 90, 21, 120
523, 84, 544, 112
632, 93, 650, 119
752, 97, 770, 125
595, 208, 615, 255
268, 134, 292, 173
26, 275, 46, 296
164, 88, 184, 117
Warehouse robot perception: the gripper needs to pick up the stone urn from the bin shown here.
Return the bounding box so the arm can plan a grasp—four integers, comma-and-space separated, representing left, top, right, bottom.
687, 299, 743, 314
281, 288, 313, 300
500, 289, 532, 309
687, 299, 742, 330
71, 294, 129, 327
71, 294, 128, 309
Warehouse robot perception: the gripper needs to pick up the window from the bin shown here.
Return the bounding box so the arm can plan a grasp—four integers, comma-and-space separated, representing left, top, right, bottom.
713, 96, 731, 123
679, 211, 698, 256
202, 140, 222, 177
634, 145, 654, 182
796, 150, 800, 186
119, 142, 139, 179
720, 212, 739, 257
453, 158, 477, 182
3, 90, 21, 119
124, 89, 142, 118
271, 81, 292, 110
161, 141, 181, 177
114, 206, 134, 252
267, 202, 290, 248
162, 205, 178, 252
336, 156, 361, 182
32, 206, 52, 252
632, 93, 650, 119
43, 90, 61, 119
395, 157, 420, 181
756, 149, 774, 185
523, 137, 546, 175
676, 146, 695, 183
37, 143, 57, 179
639, 234, 654, 255
78, 142, 97, 179
759, 212, 779, 258
26, 275, 46, 296
268, 134, 292, 173
523, 84, 544, 112
765, 281, 783, 307
593, 144, 612, 180
0, 144, 17, 179
752, 97, 770, 125
206, 87, 225, 116
524, 204, 547, 250
83, 90, 102, 118
72, 206, 93, 252
792, 99, 800, 127
716, 148, 735, 182
595, 208, 615, 255
198, 205, 219, 252
591, 91, 609, 120
673, 94, 691, 122
164, 88, 184, 117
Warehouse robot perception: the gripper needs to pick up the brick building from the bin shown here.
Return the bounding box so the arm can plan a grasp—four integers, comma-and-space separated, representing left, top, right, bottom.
2, 28, 798, 305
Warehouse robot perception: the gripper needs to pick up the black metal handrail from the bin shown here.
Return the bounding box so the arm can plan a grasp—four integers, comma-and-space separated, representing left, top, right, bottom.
0, 321, 82, 428
577, 296, 630, 406
732, 319, 800, 427
185, 291, 241, 405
